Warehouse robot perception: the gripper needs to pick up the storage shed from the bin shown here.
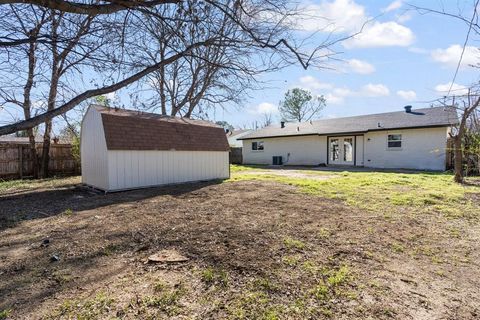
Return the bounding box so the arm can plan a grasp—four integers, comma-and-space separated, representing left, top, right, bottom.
80, 105, 230, 192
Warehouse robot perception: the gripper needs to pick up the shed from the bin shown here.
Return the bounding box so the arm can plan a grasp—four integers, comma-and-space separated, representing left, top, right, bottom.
80, 105, 230, 192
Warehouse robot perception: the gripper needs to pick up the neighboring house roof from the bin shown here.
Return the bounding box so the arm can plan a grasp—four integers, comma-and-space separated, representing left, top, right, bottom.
96, 106, 230, 151
239, 107, 458, 140
0, 135, 70, 144
227, 129, 251, 138
227, 129, 253, 147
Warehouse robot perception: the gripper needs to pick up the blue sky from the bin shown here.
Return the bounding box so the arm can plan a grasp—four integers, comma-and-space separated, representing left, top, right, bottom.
216, 0, 480, 129
1, 0, 479, 134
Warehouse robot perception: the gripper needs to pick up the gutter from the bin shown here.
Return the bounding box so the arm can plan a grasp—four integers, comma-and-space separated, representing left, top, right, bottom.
238, 124, 453, 140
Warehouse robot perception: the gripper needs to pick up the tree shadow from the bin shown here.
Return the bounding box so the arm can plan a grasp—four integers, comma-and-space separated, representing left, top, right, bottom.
1, 180, 326, 316
0, 179, 223, 231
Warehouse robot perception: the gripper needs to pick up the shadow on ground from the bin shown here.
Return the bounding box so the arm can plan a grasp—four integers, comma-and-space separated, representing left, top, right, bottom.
0, 179, 223, 231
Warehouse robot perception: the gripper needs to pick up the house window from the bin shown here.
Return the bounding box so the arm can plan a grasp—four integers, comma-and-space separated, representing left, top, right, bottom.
387, 134, 402, 149
252, 141, 264, 151
330, 138, 339, 161
343, 138, 353, 162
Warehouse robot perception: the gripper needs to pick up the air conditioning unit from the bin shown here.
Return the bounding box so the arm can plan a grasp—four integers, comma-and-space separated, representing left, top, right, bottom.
272, 156, 283, 165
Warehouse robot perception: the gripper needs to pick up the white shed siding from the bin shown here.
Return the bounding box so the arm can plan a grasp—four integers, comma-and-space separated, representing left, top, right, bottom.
363, 127, 449, 170
80, 107, 108, 189
107, 150, 229, 191
242, 135, 327, 165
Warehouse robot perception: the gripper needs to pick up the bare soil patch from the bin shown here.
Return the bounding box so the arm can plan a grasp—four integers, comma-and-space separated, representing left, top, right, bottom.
0, 177, 479, 319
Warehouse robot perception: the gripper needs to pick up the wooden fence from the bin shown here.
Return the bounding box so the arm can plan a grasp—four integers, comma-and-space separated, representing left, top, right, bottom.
446, 138, 454, 170
0, 143, 80, 179
229, 147, 243, 164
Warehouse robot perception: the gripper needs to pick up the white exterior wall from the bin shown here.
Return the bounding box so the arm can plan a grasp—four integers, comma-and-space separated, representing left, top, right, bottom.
106, 150, 229, 191
80, 106, 109, 190
355, 136, 364, 166
363, 127, 449, 171
242, 135, 327, 165
242, 127, 449, 171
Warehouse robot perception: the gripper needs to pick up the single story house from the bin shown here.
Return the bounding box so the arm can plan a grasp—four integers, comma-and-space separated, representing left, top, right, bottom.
226, 129, 253, 147
80, 105, 230, 192
239, 106, 457, 171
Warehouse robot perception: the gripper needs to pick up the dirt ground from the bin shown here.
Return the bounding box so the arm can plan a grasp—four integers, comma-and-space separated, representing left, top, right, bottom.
0, 174, 479, 319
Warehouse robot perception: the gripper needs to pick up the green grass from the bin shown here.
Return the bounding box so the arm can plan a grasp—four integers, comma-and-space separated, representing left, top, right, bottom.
283, 237, 306, 250
48, 292, 114, 319
229, 166, 480, 219
230, 164, 268, 173
0, 176, 79, 192
0, 309, 11, 320
201, 267, 229, 286
142, 284, 186, 316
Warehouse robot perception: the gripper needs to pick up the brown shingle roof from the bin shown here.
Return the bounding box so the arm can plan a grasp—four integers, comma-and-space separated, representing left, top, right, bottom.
95, 106, 229, 151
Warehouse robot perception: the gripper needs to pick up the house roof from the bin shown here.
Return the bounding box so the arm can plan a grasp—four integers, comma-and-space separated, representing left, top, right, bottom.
239, 107, 458, 140
0, 135, 71, 144
227, 129, 252, 138
95, 106, 230, 151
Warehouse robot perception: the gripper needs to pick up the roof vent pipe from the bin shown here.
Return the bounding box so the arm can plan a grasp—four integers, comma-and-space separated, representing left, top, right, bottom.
404, 105, 412, 113
281, 121, 285, 128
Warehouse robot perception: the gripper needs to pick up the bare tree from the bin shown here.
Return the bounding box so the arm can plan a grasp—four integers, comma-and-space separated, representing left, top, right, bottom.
261, 112, 273, 127
130, 3, 256, 117
439, 89, 480, 183
412, 2, 480, 182
0, 0, 346, 138
0, 6, 50, 177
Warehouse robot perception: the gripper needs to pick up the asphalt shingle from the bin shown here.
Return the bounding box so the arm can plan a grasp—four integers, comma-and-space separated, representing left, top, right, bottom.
96, 106, 229, 151
240, 107, 458, 140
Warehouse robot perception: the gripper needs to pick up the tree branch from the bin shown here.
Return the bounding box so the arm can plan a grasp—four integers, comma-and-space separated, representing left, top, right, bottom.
0, 0, 180, 15
0, 40, 212, 135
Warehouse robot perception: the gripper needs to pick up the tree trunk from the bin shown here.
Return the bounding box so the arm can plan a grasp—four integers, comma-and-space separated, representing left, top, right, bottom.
23, 30, 39, 178
454, 136, 463, 183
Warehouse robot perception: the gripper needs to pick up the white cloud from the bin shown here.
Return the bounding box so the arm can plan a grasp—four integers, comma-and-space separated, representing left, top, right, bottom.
361, 83, 390, 97
431, 44, 479, 68
249, 102, 278, 114
344, 21, 414, 48
299, 76, 333, 90
296, 0, 414, 49
297, 0, 367, 33
396, 90, 417, 101
325, 87, 354, 105
346, 59, 375, 74
435, 82, 469, 95
294, 75, 392, 105
383, 0, 403, 13
325, 93, 345, 105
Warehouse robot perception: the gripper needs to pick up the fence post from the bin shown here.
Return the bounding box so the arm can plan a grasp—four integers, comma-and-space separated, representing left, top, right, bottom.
18, 145, 23, 179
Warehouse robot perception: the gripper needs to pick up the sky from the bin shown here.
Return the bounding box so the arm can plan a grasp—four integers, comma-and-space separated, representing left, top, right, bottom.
0, 0, 479, 134
214, 0, 480, 129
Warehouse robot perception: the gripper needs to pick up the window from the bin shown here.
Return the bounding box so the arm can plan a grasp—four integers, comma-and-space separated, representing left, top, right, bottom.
330, 139, 339, 161
343, 138, 353, 162
388, 134, 402, 149
252, 141, 264, 151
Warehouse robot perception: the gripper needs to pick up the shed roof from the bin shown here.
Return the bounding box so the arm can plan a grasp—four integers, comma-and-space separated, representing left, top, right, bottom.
240, 107, 458, 140
94, 106, 229, 151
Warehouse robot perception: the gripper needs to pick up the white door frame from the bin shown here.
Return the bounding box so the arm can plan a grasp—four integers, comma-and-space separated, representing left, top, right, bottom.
328, 136, 355, 165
